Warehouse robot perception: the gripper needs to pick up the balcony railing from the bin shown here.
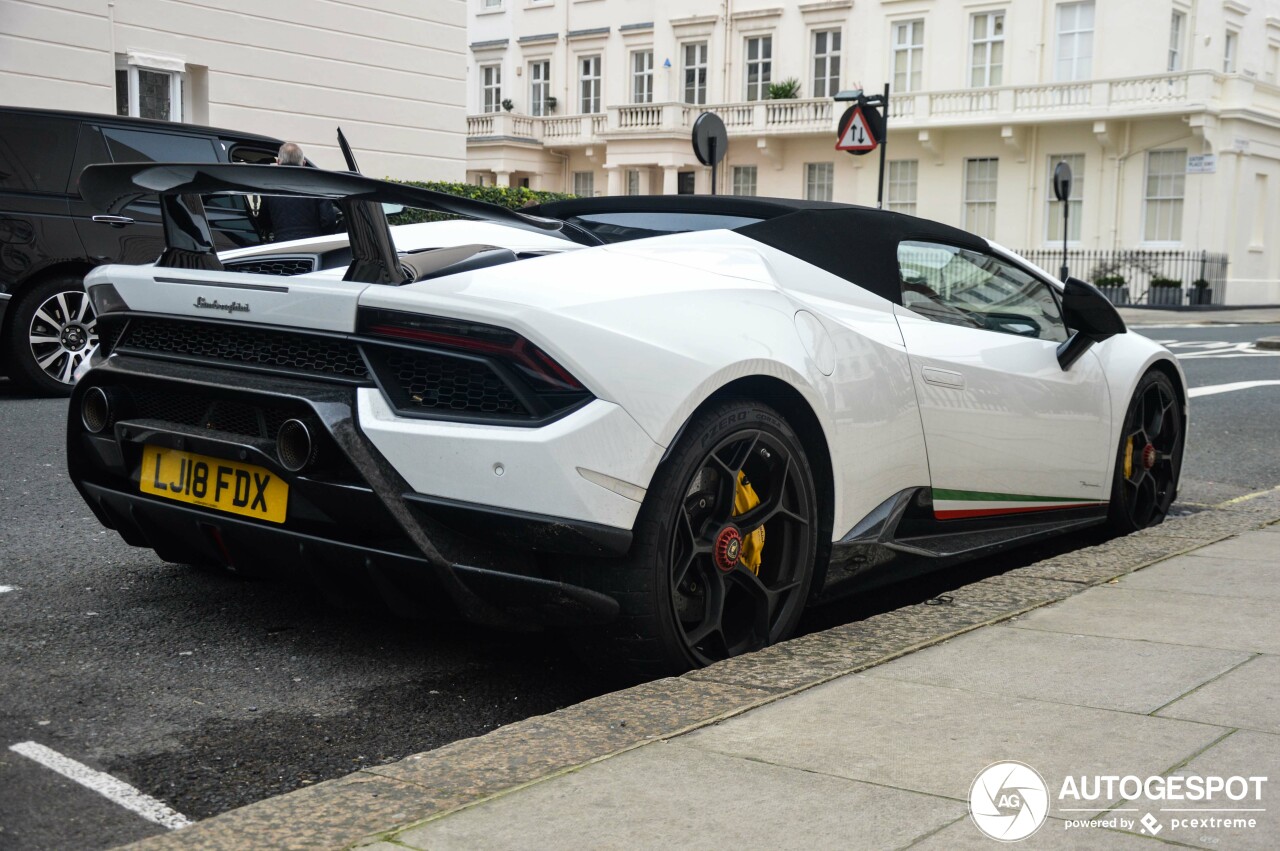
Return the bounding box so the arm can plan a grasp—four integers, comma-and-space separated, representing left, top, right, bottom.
467, 71, 1234, 145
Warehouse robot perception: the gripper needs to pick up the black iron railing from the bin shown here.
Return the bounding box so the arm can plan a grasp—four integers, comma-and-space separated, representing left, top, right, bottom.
1016, 249, 1230, 306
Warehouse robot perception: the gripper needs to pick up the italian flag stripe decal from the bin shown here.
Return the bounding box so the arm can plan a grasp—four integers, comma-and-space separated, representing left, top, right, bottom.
932, 488, 1107, 520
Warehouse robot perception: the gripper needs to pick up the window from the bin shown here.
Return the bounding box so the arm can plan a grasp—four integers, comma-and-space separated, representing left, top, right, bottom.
970, 12, 1005, 87
101, 127, 218, 164
1144, 149, 1186, 243
0, 113, 78, 192
573, 170, 595, 196
482, 0, 502, 8
481, 64, 502, 114
887, 160, 918, 216
1168, 11, 1185, 72
683, 42, 708, 104
1045, 154, 1084, 243
579, 55, 601, 114
1224, 31, 1238, 73
1055, 2, 1094, 82
963, 157, 999, 239
812, 30, 841, 98
892, 20, 925, 93
678, 171, 696, 194
897, 241, 1068, 342
745, 36, 772, 101
732, 165, 758, 196
805, 162, 834, 202
115, 60, 184, 121
632, 50, 654, 104
530, 61, 551, 116
626, 169, 641, 196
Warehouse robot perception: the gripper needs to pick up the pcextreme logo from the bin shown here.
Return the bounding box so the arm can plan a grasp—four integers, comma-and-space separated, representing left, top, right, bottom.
969, 762, 1269, 842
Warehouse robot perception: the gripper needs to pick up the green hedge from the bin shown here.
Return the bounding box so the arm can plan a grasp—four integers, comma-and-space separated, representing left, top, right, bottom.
386, 180, 575, 225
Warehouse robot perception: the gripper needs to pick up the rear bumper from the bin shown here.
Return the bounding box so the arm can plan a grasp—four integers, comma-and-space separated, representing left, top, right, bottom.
67, 355, 622, 626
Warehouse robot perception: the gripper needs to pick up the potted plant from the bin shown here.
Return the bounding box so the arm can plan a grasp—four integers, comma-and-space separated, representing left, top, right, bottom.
501, 98, 515, 112
766, 78, 802, 99
1190, 277, 1213, 306
1148, 275, 1183, 306
1093, 273, 1129, 306
545, 95, 557, 113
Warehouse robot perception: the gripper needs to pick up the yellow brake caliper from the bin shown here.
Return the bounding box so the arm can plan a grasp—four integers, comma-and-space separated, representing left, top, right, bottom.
1124, 436, 1134, 479
733, 471, 767, 575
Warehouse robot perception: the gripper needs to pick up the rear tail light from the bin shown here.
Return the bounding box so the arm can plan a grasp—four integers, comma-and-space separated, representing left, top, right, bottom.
357, 308, 592, 422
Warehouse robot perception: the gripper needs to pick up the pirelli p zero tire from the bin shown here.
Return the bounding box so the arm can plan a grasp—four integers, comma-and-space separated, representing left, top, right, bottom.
4, 274, 97, 396
1107, 369, 1184, 534
582, 399, 820, 678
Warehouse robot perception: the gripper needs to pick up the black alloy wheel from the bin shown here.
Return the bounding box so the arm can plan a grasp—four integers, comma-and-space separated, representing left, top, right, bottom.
1108, 370, 1183, 532
580, 399, 820, 677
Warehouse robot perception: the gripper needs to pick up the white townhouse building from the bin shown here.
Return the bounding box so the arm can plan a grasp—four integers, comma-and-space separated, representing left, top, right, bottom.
1, 0, 467, 180
466, 0, 1280, 304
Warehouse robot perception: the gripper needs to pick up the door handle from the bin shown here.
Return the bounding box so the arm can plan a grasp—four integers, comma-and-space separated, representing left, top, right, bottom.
92, 215, 135, 228
922, 366, 965, 389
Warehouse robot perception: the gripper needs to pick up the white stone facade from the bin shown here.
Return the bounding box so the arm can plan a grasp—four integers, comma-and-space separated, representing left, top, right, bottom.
2, 0, 466, 181
466, 0, 1280, 303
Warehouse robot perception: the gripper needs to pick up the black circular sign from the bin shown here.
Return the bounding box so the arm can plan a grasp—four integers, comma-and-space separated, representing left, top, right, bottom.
692, 112, 728, 167
1053, 160, 1073, 202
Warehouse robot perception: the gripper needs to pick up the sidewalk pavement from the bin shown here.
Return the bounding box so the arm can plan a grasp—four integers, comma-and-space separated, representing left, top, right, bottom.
125, 491, 1280, 851
1118, 306, 1280, 326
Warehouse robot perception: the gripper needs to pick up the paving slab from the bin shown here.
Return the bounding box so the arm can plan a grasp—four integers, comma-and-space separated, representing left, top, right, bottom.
1179, 530, 1278, 562
689, 576, 1076, 693
1011, 534, 1212, 584
1114, 730, 1280, 850
1156, 654, 1280, 734
1009, 586, 1280, 654
863, 625, 1251, 714
680, 676, 1225, 817
395, 742, 964, 851
1119, 553, 1280, 600
911, 816, 1171, 849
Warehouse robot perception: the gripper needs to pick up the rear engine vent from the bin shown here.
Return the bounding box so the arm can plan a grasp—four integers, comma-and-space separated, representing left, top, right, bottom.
117, 318, 369, 381
223, 256, 317, 276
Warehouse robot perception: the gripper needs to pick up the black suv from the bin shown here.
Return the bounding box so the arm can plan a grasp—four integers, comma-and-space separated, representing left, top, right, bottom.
0, 106, 282, 395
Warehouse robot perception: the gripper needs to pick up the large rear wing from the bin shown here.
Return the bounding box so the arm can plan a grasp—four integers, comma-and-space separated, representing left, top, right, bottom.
79, 163, 600, 284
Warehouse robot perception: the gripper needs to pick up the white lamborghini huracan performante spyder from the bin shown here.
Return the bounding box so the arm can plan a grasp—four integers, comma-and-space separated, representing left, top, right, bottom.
69, 164, 1186, 675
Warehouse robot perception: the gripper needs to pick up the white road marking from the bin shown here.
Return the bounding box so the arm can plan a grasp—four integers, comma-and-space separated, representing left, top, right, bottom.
1189, 380, 1280, 399
0, 585, 15, 594
9, 741, 192, 830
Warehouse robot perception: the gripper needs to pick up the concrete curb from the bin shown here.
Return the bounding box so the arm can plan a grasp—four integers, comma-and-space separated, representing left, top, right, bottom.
119, 489, 1280, 851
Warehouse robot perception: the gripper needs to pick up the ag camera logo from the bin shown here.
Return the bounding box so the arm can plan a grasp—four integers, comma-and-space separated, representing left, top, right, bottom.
970, 761, 1050, 841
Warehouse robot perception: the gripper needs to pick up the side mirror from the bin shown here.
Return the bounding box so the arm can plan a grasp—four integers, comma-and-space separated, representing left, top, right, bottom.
1057, 277, 1126, 370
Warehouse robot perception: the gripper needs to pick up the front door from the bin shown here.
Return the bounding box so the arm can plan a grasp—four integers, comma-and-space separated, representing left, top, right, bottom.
894, 241, 1113, 520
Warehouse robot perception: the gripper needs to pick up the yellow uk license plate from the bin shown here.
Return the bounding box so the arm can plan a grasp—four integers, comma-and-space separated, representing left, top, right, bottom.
139, 446, 289, 524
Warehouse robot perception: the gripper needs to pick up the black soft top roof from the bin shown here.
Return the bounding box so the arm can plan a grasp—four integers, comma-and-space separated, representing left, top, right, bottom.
737, 206, 988, 303
526, 194, 848, 219
532, 193, 988, 304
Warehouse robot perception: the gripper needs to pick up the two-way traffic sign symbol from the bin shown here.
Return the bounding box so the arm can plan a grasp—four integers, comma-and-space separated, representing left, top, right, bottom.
836, 106, 878, 154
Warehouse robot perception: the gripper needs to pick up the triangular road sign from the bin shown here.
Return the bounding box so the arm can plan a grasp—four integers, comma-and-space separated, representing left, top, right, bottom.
836, 106, 878, 153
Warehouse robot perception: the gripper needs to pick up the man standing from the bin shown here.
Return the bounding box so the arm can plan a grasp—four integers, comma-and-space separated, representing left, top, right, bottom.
257, 142, 339, 242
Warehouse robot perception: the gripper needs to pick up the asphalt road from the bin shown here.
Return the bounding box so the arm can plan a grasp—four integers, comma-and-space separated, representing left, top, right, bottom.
0, 322, 1276, 850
